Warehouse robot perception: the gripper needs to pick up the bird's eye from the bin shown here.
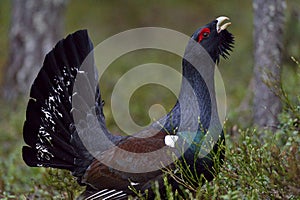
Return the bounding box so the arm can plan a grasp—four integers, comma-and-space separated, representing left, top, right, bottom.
197, 28, 211, 42
203, 32, 210, 38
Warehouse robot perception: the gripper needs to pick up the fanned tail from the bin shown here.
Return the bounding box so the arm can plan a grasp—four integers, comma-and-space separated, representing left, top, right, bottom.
22, 30, 104, 178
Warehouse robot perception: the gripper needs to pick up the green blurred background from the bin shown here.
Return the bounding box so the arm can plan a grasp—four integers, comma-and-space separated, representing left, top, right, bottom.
0, 0, 299, 198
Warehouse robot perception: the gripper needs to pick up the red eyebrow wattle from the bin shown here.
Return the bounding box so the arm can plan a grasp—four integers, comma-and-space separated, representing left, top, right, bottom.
198, 28, 211, 42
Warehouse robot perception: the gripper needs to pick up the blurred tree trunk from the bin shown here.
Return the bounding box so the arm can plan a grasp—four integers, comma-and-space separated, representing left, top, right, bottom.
252, 0, 286, 131
2, 0, 67, 101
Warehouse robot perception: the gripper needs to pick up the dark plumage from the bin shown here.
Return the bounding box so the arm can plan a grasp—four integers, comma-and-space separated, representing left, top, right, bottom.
22, 17, 234, 199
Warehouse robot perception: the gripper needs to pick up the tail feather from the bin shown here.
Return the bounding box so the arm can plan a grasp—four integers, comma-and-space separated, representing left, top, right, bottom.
22, 30, 97, 175
23, 146, 75, 170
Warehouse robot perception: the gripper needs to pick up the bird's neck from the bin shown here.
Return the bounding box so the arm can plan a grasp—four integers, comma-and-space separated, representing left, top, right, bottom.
162, 42, 220, 134
180, 59, 216, 129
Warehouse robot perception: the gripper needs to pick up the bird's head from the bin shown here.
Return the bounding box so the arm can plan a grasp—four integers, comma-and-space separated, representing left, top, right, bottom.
192, 16, 234, 63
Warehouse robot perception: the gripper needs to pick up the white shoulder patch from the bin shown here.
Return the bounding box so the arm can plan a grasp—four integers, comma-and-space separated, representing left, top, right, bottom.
164, 135, 179, 148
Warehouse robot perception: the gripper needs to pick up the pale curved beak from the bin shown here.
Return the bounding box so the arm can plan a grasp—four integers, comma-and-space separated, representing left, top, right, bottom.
216, 16, 231, 33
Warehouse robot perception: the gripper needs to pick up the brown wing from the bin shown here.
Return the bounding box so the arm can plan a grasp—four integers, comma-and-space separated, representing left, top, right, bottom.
118, 129, 166, 153
81, 128, 175, 192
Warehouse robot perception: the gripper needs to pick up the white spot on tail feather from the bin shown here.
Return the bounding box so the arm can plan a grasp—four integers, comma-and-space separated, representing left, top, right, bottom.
77, 70, 85, 74
36, 143, 54, 160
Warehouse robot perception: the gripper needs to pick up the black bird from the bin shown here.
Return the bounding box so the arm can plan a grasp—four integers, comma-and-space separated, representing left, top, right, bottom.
22, 16, 234, 199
